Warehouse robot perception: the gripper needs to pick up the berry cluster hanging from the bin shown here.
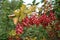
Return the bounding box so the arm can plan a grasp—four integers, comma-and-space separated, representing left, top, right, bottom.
15, 10, 56, 34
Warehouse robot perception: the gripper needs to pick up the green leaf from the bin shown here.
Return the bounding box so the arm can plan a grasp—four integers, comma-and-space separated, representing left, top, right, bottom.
32, 0, 36, 5
36, 2, 40, 5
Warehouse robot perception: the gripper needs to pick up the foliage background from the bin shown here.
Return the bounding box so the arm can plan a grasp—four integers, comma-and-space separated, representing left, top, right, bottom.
0, 0, 23, 40
0, 0, 60, 40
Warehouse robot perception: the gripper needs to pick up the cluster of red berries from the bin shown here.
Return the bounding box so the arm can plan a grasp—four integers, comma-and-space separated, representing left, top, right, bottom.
39, 13, 51, 27
22, 10, 56, 27
49, 10, 56, 21
16, 10, 56, 34
22, 15, 40, 26
16, 22, 23, 34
